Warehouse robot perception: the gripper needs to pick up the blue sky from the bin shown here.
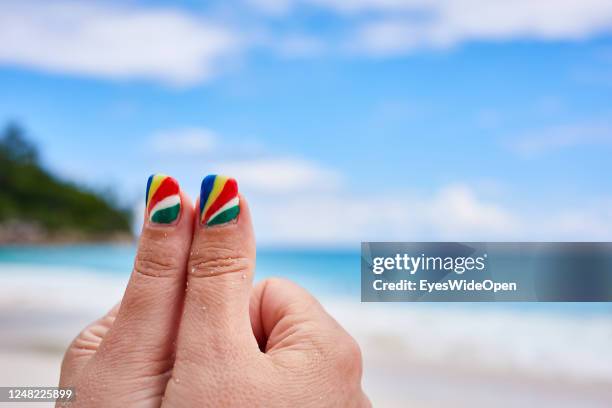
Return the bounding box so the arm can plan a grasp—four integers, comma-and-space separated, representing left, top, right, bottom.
1, 0, 611, 245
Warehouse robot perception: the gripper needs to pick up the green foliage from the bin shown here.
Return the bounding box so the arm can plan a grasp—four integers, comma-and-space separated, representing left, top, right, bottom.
0, 123, 132, 236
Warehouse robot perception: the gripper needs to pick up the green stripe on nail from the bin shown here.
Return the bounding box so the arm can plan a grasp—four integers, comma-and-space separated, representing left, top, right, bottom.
207, 205, 239, 226
151, 203, 180, 224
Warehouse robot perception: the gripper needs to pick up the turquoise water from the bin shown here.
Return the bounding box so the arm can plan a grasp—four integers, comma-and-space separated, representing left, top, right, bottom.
0, 244, 610, 315
0, 244, 359, 297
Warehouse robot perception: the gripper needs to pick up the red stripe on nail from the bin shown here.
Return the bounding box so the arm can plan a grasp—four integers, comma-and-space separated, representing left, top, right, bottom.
203, 178, 238, 223
148, 176, 180, 213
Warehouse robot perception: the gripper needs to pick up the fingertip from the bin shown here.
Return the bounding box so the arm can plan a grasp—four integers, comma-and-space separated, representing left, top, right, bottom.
190, 177, 255, 268
144, 174, 184, 226
198, 175, 240, 227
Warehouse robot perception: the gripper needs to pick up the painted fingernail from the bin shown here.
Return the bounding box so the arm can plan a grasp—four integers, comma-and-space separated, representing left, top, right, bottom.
200, 175, 240, 227
145, 174, 181, 225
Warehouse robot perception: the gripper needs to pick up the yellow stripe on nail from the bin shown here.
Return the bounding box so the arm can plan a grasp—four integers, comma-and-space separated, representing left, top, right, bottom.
202, 175, 228, 216
147, 173, 166, 206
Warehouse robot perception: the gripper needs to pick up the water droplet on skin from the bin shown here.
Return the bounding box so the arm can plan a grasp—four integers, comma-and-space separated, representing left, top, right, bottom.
241, 274, 246, 280
191, 267, 195, 273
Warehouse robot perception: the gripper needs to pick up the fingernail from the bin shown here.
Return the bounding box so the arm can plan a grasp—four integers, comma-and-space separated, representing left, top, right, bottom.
200, 175, 240, 227
146, 174, 181, 225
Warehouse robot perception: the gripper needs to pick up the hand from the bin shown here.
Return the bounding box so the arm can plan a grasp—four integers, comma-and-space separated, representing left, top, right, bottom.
58, 175, 369, 407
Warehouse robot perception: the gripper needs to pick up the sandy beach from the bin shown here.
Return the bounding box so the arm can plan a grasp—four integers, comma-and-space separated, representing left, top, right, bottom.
1, 322, 612, 407
2, 345, 612, 408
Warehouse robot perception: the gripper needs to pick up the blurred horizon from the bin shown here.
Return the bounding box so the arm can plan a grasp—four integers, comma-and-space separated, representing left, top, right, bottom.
1, 0, 611, 247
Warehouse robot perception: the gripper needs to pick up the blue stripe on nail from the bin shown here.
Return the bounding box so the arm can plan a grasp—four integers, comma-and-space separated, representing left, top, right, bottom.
145, 174, 153, 205
200, 174, 216, 214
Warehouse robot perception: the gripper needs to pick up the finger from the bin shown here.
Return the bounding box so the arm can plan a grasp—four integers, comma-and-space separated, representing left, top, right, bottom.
250, 278, 368, 404
175, 175, 258, 367
94, 174, 193, 373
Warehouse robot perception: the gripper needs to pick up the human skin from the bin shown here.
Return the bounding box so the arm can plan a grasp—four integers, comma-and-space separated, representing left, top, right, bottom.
58, 187, 370, 407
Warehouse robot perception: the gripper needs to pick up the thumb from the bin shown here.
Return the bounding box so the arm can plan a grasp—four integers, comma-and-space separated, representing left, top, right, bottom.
174, 175, 258, 368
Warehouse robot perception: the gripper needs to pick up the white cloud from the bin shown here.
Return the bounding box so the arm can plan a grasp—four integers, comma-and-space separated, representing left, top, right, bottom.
425, 184, 518, 237
3, 0, 612, 85
251, 0, 612, 56
0, 1, 240, 86
251, 183, 612, 245
150, 128, 217, 155
251, 183, 520, 245
509, 121, 612, 156
245, 0, 612, 56
351, 0, 612, 56
217, 157, 341, 193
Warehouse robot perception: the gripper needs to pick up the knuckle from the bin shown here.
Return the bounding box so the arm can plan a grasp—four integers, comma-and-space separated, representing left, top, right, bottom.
191, 257, 250, 278
189, 245, 251, 278
134, 257, 176, 278
133, 246, 181, 278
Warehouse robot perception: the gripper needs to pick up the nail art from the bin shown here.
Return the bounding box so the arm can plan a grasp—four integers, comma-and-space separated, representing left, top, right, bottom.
200, 175, 240, 226
146, 174, 181, 224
